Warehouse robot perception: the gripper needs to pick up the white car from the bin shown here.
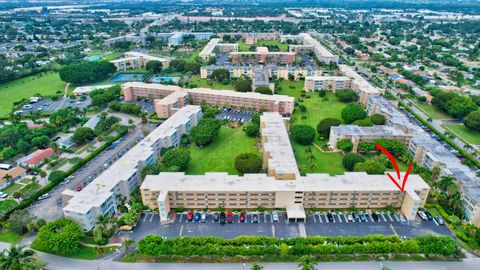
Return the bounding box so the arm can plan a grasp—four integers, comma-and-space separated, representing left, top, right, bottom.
347, 214, 353, 222
272, 211, 279, 222
38, 193, 50, 200
417, 210, 428, 220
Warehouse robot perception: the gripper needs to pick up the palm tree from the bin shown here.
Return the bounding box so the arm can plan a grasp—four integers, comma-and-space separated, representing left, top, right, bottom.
96, 215, 109, 226
0, 245, 45, 270
298, 255, 317, 270
463, 144, 472, 152
437, 175, 455, 193
2, 174, 13, 184
250, 262, 264, 270
431, 167, 441, 181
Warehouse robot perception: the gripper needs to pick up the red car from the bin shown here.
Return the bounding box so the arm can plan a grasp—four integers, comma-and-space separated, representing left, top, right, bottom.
239, 212, 246, 222
75, 185, 82, 192
187, 212, 193, 221
226, 212, 234, 223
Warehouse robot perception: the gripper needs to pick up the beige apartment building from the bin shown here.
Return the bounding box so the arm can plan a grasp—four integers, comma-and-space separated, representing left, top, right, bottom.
122, 82, 295, 117
141, 113, 430, 222
304, 76, 353, 92
110, 51, 171, 71
200, 65, 322, 81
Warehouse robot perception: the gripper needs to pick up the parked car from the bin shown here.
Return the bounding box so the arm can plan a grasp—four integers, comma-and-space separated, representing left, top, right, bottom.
0, 192, 8, 199
38, 193, 50, 200
359, 214, 366, 222
417, 210, 428, 220
252, 214, 259, 223
201, 212, 207, 223
75, 186, 82, 192
399, 215, 407, 222
220, 212, 226, 224
213, 212, 220, 222
346, 214, 353, 222
239, 212, 246, 222
424, 210, 433, 221
434, 216, 445, 226
371, 213, 379, 222
272, 211, 279, 222
186, 212, 194, 221
194, 212, 201, 222
352, 213, 358, 221
327, 213, 334, 222
226, 212, 234, 223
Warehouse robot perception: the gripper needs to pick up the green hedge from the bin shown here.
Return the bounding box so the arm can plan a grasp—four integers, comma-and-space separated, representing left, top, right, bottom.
137, 235, 458, 258
1, 130, 128, 221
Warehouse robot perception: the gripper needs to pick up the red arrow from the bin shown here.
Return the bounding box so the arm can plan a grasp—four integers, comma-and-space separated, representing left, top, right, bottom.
375, 144, 413, 192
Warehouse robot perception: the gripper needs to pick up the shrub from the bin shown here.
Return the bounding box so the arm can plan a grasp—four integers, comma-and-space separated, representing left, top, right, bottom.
335, 89, 359, 103
358, 141, 376, 153
370, 114, 386, 125
343, 153, 365, 171
353, 159, 386, 175
243, 123, 259, 137
32, 218, 84, 256
255, 86, 273, 95
317, 118, 341, 139
352, 117, 373, 126
162, 148, 191, 171
464, 110, 480, 131
290, 125, 316, 145
336, 139, 353, 152
235, 153, 262, 174
189, 119, 221, 147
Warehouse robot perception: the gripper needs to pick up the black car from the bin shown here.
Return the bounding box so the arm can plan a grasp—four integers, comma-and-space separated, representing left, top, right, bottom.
352, 213, 358, 221
326, 213, 334, 222
213, 213, 220, 222
219, 212, 226, 225
424, 211, 433, 221
252, 214, 259, 223
371, 212, 379, 222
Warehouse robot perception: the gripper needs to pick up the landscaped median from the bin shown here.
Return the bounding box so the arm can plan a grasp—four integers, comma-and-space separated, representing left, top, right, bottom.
124, 234, 460, 263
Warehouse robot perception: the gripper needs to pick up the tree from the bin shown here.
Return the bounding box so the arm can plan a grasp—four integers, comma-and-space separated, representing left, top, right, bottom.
33, 218, 84, 256
432, 91, 457, 111
0, 245, 45, 270
48, 171, 65, 183
290, 125, 316, 145
354, 159, 386, 174
255, 86, 273, 95
341, 103, 367, 124
189, 119, 221, 147
72, 127, 95, 145
298, 255, 317, 270
234, 79, 252, 92
59, 61, 116, 84
336, 139, 353, 152
210, 69, 230, 81
169, 59, 187, 72
335, 89, 359, 103
445, 96, 478, 118
370, 114, 386, 125
16, 140, 32, 154
7, 209, 34, 234
317, 118, 341, 139
31, 135, 50, 149
145, 60, 163, 73
235, 153, 262, 174
1, 147, 16, 160
464, 110, 480, 131
162, 148, 191, 171
2, 174, 12, 184
358, 141, 376, 153
343, 153, 365, 171
243, 123, 260, 137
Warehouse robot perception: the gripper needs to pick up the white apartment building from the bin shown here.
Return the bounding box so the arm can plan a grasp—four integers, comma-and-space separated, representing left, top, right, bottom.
62, 106, 203, 230
110, 51, 172, 71
304, 76, 352, 92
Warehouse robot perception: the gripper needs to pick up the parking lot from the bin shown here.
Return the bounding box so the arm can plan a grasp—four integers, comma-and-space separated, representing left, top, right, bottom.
216, 108, 253, 122
124, 211, 452, 241
16, 97, 91, 115
128, 99, 154, 115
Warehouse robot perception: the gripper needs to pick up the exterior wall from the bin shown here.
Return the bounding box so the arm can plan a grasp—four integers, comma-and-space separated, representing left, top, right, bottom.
329, 131, 412, 152
401, 190, 422, 220
304, 77, 352, 92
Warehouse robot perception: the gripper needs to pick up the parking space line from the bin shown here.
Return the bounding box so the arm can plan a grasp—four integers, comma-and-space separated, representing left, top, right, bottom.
381, 213, 387, 222
337, 214, 342, 223
325, 215, 329, 223
142, 213, 149, 222
393, 214, 400, 222
272, 225, 275, 237
367, 214, 373, 222
312, 214, 316, 223
149, 213, 154, 222
179, 225, 184, 237
390, 224, 398, 236
387, 213, 394, 222
318, 214, 323, 223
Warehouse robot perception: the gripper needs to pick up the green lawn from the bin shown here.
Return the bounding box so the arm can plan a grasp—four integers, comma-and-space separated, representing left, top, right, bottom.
2, 183, 24, 195
416, 103, 453, 120
237, 40, 288, 52
19, 182, 40, 197
0, 231, 22, 243
0, 72, 66, 116
31, 240, 116, 260
292, 142, 346, 176
188, 75, 234, 90
444, 123, 480, 145
187, 126, 259, 175
0, 200, 18, 218
276, 80, 347, 129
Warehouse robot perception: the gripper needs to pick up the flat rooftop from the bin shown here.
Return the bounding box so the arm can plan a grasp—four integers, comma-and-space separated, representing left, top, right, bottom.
141, 171, 430, 192
331, 125, 410, 137
339, 64, 382, 95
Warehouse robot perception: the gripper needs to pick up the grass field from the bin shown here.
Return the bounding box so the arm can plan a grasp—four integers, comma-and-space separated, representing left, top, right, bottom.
277, 80, 347, 129
292, 142, 346, 175
31, 240, 116, 260
0, 231, 22, 244
416, 103, 453, 120
237, 40, 289, 52
188, 75, 234, 90
187, 126, 259, 175
444, 123, 480, 145
0, 72, 66, 117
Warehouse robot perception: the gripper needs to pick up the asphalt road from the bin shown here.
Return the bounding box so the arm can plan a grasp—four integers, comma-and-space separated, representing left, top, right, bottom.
27, 126, 154, 221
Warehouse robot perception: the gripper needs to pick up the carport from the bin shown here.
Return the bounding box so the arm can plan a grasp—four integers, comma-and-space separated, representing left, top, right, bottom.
286, 204, 306, 222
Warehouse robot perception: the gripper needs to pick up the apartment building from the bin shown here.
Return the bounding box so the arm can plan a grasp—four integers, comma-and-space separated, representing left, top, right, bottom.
365, 96, 480, 226
200, 64, 322, 81
154, 91, 189, 118
110, 51, 171, 71
198, 38, 238, 60
141, 112, 429, 222
280, 33, 339, 64
230, 47, 296, 65
328, 125, 413, 152
62, 106, 203, 230
339, 65, 384, 104
122, 82, 295, 116
104, 34, 146, 47
304, 76, 352, 92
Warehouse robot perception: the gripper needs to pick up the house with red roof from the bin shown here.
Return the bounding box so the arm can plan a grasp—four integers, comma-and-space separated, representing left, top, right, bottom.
17, 148, 55, 168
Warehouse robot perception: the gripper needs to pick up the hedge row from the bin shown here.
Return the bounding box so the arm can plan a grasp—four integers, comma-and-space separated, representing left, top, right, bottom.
137, 235, 458, 257
1, 130, 128, 221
